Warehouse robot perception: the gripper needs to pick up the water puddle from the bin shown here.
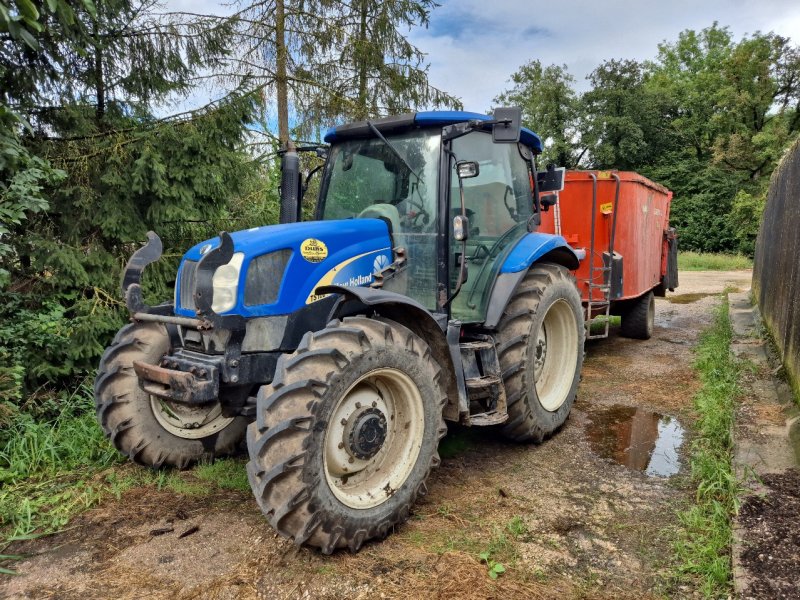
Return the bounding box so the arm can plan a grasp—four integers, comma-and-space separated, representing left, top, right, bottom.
585, 405, 684, 477
666, 292, 714, 304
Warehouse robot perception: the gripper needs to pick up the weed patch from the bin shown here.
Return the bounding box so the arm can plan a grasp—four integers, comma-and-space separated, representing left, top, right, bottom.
673, 298, 740, 596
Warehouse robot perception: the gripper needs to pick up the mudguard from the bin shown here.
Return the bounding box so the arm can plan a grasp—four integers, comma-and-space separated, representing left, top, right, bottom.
316, 285, 446, 332
484, 233, 584, 329
500, 232, 582, 273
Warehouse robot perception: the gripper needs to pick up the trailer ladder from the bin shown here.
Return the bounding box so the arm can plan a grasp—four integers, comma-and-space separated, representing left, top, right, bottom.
585, 172, 621, 340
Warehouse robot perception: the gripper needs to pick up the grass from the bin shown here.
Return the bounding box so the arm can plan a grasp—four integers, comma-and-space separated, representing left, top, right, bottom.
0, 377, 252, 566
673, 297, 741, 597
0, 380, 129, 548
678, 251, 752, 271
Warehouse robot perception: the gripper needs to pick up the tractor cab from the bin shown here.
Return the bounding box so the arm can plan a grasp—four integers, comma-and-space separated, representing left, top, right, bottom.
316, 110, 559, 322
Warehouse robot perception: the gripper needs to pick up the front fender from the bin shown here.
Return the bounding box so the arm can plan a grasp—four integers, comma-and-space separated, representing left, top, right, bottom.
500, 232, 582, 273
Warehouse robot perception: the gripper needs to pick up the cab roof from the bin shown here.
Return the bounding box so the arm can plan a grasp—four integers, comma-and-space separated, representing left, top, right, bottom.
323, 111, 543, 153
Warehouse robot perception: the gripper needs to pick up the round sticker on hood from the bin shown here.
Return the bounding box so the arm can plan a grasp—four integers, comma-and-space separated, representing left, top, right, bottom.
300, 238, 328, 263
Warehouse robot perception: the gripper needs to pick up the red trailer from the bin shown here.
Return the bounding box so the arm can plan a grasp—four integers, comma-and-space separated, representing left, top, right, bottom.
538, 170, 678, 340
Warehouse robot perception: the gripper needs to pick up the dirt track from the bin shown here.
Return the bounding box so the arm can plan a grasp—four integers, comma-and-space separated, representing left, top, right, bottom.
1, 270, 753, 600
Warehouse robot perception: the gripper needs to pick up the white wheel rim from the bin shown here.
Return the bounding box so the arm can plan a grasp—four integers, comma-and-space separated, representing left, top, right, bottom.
150, 396, 234, 440
324, 368, 425, 509
534, 299, 579, 412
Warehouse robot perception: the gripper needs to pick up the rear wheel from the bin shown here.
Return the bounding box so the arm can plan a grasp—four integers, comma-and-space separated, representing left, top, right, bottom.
620, 290, 655, 340
495, 263, 584, 442
94, 322, 247, 468
246, 317, 447, 553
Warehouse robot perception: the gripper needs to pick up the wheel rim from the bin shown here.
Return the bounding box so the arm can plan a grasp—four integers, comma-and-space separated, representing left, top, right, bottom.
647, 295, 655, 334
150, 397, 234, 440
534, 299, 579, 412
324, 368, 425, 509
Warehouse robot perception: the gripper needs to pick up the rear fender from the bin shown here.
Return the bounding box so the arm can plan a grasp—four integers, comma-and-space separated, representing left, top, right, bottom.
484, 234, 583, 329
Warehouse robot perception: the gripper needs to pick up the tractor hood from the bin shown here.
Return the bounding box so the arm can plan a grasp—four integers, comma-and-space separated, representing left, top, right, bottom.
174, 219, 393, 318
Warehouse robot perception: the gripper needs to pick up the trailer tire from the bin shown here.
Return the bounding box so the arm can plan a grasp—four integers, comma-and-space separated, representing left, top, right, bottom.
246, 317, 447, 554
94, 322, 247, 469
620, 290, 655, 340
495, 263, 584, 443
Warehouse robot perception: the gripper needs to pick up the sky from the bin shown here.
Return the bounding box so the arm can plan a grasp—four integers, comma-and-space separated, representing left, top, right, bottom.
410, 0, 800, 111
162, 0, 800, 118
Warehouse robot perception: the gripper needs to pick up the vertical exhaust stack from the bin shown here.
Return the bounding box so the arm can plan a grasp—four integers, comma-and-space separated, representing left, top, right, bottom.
279, 143, 301, 224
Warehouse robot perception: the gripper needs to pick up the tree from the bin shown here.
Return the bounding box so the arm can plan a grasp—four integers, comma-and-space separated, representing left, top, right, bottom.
0, 0, 262, 394
494, 60, 583, 168
647, 24, 800, 254
581, 59, 676, 170
229, 0, 460, 147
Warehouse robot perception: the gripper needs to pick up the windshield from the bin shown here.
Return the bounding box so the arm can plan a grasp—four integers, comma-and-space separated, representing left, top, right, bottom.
319, 129, 440, 229
318, 128, 441, 309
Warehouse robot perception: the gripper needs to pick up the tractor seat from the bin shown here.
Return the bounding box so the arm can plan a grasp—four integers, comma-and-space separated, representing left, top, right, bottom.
357, 203, 401, 234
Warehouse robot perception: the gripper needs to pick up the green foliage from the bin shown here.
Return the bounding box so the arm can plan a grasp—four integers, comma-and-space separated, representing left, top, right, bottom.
494, 60, 582, 167
499, 23, 799, 256
673, 299, 741, 596
479, 550, 506, 580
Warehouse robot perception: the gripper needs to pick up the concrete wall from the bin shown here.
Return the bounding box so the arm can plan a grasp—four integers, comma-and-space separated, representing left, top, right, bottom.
753, 138, 800, 391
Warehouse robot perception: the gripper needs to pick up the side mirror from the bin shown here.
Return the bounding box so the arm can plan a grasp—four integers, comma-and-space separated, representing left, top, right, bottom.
537, 166, 565, 193
492, 107, 521, 143
453, 214, 470, 241
456, 161, 479, 179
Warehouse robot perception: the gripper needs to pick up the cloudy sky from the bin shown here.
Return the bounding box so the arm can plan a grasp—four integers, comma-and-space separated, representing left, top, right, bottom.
164, 0, 800, 119
411, 0, 800, 111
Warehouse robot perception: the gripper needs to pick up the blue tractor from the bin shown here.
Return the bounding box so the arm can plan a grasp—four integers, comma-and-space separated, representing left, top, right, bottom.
95, 108, 585, 553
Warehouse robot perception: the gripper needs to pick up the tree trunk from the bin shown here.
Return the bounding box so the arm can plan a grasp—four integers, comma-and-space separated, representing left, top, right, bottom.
93, 17, 105, 122
275, 0, 290, 148
355, 0, 369, 120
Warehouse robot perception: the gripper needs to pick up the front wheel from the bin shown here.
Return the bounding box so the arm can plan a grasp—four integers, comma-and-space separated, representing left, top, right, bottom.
495, 263, 585, 442
246, 317, 447, 553
94, 322, 247, 468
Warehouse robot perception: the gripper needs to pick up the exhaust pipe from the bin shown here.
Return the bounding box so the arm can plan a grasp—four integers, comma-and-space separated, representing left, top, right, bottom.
279, 144, 301, 224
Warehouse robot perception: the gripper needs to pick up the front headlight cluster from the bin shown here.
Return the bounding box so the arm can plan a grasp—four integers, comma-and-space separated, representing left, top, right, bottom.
211, 252, 244, 314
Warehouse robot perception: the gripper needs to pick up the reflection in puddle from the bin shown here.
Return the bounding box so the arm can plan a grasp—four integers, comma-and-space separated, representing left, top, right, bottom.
586, 405, 684, 477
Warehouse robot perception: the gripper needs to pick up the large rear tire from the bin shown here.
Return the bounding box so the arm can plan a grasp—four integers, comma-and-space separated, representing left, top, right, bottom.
246, 316, 447, 554
495, 263, 584, 442
620, 290, 655, 340
94, 322, 247, 468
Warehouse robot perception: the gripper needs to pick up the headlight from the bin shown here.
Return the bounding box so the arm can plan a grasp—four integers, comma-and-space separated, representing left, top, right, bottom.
211, 252, 244, 313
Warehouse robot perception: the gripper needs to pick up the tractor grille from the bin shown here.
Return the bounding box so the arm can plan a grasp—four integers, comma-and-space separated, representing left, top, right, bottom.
179, 260, 198, 310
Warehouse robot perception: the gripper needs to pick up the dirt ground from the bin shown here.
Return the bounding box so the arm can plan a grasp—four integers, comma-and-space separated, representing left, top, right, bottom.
1, 270, 753, 600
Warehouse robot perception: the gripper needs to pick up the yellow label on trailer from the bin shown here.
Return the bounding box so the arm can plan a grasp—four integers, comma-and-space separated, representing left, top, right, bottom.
600, 202, 614, 215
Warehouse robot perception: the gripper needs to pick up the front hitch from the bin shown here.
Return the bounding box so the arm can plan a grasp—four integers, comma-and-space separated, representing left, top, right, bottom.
122, 231, 163, 314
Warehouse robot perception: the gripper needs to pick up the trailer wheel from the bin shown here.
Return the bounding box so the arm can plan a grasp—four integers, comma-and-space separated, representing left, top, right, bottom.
246, 316, 447, 554
94, 322, 247, 469
495, 263, 584, 442
620, 290, 655, 340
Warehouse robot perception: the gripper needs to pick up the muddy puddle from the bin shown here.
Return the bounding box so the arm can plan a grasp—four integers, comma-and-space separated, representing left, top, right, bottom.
586, 405, 684, 477
665, 292, 714, 304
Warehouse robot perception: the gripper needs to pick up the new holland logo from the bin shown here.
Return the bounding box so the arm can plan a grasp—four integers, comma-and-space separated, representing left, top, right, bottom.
373, 254, 389, 273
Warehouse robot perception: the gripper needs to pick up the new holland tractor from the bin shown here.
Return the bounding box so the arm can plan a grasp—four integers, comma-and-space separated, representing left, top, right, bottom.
95, 108, 585, 553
